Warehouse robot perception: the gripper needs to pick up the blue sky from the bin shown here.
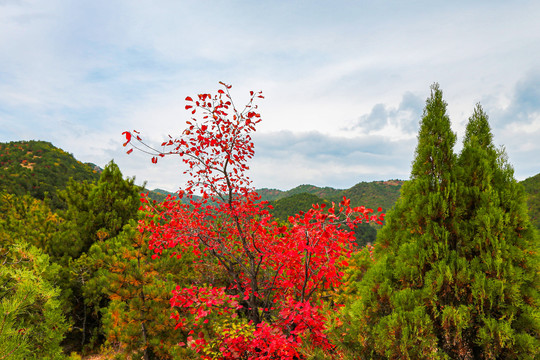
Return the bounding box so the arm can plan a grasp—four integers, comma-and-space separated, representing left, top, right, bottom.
1, 1, 539, 191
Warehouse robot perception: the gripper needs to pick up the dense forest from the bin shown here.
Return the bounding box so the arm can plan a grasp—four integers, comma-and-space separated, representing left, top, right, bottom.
1, 84, 539, 359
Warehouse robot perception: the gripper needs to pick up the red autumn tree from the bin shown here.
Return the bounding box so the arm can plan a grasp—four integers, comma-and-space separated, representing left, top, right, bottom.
123, 83, 383, 359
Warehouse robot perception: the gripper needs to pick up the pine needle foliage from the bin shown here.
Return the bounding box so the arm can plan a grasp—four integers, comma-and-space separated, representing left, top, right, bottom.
0, 244, 69, 360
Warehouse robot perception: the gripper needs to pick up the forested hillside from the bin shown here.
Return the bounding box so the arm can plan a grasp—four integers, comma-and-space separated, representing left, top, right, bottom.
259, 180, 403, 212
265, 176, 540, 231
258, 184, 343, 202
521, 172, 540, 230
339, 179, 403, 211
0, 141, 100, 208
0, 140, 176, 207
1, 139, 538, 227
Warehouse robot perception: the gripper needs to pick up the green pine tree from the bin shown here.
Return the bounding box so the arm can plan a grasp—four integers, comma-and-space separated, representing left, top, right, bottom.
94, 220, 196, 359
336, 85, 539, 359
58, 160, 143, 352
59, 160, 142, 258
0, 243, 69, 360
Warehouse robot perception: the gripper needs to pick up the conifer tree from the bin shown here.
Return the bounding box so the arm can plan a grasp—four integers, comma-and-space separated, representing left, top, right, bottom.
455, 104, 539, 358
60, 160, 141, 258
0, 193, 69, 258
58, 160, 142, 352
0, 243, 69, 360
338, 85, 539, 359
94, 221, 196, 359
338, 83, 458, 359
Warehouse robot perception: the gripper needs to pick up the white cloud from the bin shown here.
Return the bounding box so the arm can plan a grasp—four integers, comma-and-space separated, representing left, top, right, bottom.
1, 1, 540, 189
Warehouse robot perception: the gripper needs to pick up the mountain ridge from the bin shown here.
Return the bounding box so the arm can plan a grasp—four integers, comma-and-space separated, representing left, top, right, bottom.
1, 140, 538, 231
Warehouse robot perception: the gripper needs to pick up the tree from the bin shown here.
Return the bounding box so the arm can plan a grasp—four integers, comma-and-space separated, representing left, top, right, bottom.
95, 220, 196, 359
520, 173, 540, 231
337, 83, 459, 359
58, 160, 143, 352
0, 243, 69, 360
0, 192, 71, 259
454, 104, 539, 358
59, 160, 142, 258
124, 83, 383, 359
338, 86, 539, 359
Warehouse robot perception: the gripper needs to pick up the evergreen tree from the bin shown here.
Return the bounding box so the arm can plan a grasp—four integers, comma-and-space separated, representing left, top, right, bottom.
338, 83, 458, 359
94, 221, 196, 359
59, 160, 142, 258
337, 85, 539, 359
0, 192, 78, 263
0, 243, 69, 359
58, 160, 143, 352
520, 173, 540, 231
454, 104, 539, 358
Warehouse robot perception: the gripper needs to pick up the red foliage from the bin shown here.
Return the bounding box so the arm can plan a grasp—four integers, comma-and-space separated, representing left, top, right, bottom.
124, 83, 384, 359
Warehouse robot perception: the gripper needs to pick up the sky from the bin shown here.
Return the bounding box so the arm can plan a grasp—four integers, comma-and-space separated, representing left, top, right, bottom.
1, 1, 539, 192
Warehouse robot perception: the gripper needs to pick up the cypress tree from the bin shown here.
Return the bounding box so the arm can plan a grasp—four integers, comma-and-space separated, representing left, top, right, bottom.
455, 104, 539, 358
338, 85, 539, 359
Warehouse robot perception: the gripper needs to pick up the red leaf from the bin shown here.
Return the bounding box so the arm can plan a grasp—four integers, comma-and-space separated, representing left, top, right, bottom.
126, 148, 133, 154
122, 131, 131, 146
151, 157, 158, 164
186, 96, 193, 101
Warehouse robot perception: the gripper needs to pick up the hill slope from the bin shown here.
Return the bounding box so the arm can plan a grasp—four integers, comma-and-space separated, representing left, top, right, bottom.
266, 174, 540, 233
257, 184, 343, 202
0, 140, 100, 208
269, 192, 330, 222
2, 140, 537, 230
521, 172, 540, 230
258, 180, 404, 213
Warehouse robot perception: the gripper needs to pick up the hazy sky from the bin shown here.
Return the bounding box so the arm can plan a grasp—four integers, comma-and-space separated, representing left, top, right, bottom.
1, 1, 539, 191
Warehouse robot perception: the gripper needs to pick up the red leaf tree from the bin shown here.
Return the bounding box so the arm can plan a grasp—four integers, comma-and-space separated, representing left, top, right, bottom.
124, 83, 383, 359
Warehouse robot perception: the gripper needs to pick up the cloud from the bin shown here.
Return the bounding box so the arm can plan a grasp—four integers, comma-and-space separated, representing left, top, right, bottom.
250, 130, 416, 190
1, 1, 540, 190
92, 129, 416, 193
484, 72, 540, 180
347, 91, 424, 142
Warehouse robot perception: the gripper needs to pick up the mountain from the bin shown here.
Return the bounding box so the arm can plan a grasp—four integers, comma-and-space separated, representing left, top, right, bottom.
257, 184, 343, 202
269, 192, 330, 221
1, 140, 537, 230
521, 172, 540, 230
0, 141, 188, 208
258, 180, 404, 213
339, 180, 403, 211
0, 140, 100, 208
146, 188, 178, 202
264, 175, 540, 232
